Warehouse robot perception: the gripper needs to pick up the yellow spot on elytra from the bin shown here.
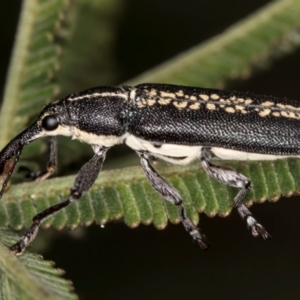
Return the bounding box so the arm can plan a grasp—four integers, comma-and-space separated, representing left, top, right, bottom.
281, 111, 289, 118
235, 105, 247, 114
259, 109, 271, 117
211, 94, 219, 100
230, 96, 237, 101
225, 107, 235, 113
289, 112, 296, 119
160, 91, 176, 98
189, 103, 201, 110
147, 99, 156, 106
206, 103, 216, 110
274, 103, 300, 119
149, 89, 157, 97
158, 98, 171, 105
237, 98, 245, 103
220, 98, 231, 104
137, 101, 146, 108
245, 99, 253, 105
277, 103, 300, 111
261, 101, 274, 107
176, 90, 184, 97
200, 94, 209, 101
190, 95, 197, 101
272, 112, 280, 117
289, 105, 300, 111
173, 101, 188, 109
287, 112, 300, 119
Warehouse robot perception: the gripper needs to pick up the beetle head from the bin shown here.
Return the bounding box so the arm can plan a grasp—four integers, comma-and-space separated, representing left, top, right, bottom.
0, 98, 73, 195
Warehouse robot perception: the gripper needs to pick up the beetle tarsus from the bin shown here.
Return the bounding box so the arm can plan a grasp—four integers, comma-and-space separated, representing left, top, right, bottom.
250, 222, 272, 240
189, 227, 209, 250
9, 220, 40, 255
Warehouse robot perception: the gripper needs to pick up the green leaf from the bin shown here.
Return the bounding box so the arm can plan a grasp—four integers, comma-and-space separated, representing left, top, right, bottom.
2, 159, 300, 231
0, 0, 70, 147
0, 229, 76, 300
57, 0, 123, 95
125, 0, 300, 87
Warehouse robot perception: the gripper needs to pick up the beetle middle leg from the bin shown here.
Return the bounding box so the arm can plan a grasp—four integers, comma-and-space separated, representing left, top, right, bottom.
200, 147, 271, 240
138, 151, 208, 250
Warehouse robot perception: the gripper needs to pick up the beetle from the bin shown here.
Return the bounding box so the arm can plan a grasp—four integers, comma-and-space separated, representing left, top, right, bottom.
2, 82, 299, 255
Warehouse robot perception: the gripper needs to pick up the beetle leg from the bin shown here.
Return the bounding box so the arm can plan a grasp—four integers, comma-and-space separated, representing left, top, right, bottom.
138, 151, 208, 250
9, 146, 109, 255
20, 137, 57, 181
200, 147, 271, 240
36, 136, 57, 181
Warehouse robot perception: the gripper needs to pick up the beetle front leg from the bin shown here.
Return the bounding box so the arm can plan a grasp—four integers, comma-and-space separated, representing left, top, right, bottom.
200, 147, 271, 240
36, 136, 57, 181
9, 146, 109, 255
138, 151, 208, 250
20, 137, 58, 182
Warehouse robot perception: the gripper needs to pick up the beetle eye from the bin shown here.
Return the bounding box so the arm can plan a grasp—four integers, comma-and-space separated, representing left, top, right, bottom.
41, 115, 59, 131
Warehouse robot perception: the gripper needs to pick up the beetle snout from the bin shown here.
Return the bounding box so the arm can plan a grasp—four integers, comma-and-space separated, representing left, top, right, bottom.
0, 122, 44, 176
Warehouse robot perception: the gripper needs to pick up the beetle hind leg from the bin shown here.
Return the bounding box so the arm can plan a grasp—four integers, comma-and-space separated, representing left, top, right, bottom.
200, 147, 271, 240
138, 151, 209, 250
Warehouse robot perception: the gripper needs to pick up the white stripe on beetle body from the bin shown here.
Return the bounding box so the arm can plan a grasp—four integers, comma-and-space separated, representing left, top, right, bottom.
34, 123, 298, 164
125, 135, 297, 164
